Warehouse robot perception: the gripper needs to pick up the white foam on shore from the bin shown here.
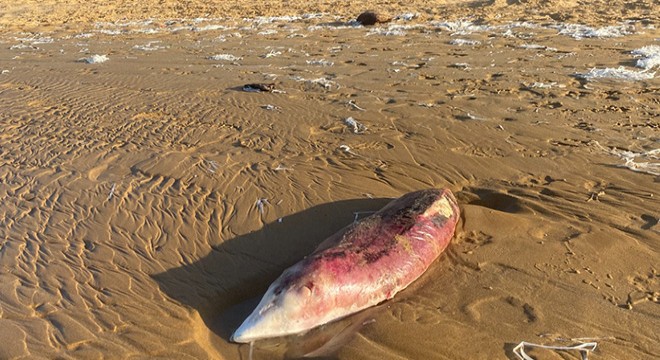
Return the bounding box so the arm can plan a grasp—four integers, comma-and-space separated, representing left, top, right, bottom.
576, 67, 655, 81
194, 24, 231, 32
576, 45, 658, 81
520, 44, 558, 51
395, 13, 418, 21
96, 29, 123, 35
261, 49, 282, 58
433, 21, 493, 35
529, 82, 566, 89
133, 41, 167, 51
95, 19, 155, 28
367, 28, 406, 36
610, 148, 660, 176
68, 17, 644, 43
30, 37, 55, 45
10, 44, 36, 50
551, 23, 634, 39
432, 20, 636, 40
91, 18, 237, 36
258, 29, 278, 35
507, 21, 542, 29
248, 15, 304, 25
191, 17, 224, 23
632, 45, 660, 70
208, 54, 241, 61
13, 35, 55, 45
78, 54, 109, 64
433, 20, 537, 37
306, 59, 334, 66
449, 38, 481, 46
366, 24, 423, 36
131, 28, 160, 35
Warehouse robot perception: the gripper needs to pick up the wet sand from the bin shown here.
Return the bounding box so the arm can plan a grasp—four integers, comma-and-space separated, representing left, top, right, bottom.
0, 1, 658, 359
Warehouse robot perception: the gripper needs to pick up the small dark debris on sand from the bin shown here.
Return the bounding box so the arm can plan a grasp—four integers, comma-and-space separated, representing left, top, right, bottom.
243, 83, 276, 92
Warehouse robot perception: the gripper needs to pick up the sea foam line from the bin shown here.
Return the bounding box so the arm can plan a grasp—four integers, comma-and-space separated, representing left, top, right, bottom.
576, 45, 658, 81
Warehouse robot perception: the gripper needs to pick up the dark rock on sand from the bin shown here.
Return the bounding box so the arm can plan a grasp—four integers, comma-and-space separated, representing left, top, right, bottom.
356, 11, 392, 26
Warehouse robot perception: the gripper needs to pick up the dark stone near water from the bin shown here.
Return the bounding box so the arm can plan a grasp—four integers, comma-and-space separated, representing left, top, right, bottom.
356, 11, 391, 26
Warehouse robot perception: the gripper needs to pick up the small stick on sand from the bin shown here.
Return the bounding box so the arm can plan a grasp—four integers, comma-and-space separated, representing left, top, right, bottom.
272, 164, 292, 171
338, 144, 357, 155
107, 183, 116, 201
347, 100, 366, 111
261, 50, 282, 58
205, 160, 219, 174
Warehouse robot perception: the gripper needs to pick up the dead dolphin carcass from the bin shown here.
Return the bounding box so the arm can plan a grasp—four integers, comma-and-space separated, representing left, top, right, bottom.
232, 188, 460, 343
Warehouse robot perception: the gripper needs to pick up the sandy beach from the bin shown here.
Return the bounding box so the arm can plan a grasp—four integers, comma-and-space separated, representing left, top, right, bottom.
0, 1, 658, 359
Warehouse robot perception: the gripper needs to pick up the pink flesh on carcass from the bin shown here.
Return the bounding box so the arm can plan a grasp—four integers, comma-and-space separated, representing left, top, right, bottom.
231, 188, 460, 343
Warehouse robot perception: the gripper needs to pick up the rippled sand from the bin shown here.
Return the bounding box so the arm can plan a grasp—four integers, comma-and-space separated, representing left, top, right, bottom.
0, 1, 658, 359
